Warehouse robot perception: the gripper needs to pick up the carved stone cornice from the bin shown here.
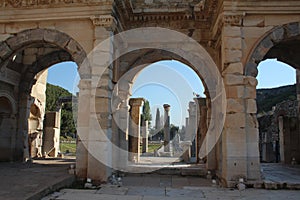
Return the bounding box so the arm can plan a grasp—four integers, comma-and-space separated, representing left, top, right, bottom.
0, 0, 102, 8
211, 13, 244, 43
223, 14, 243, 26
91, 15, 117, 31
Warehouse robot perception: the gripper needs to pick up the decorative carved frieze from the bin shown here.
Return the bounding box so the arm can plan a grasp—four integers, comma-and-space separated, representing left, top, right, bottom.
0, 0, 102, 8
223, 15, 243, 26
91, 15, 117, 30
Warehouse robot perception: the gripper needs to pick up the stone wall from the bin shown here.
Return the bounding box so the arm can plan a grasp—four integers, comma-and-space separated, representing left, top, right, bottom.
1, 0, 300, 186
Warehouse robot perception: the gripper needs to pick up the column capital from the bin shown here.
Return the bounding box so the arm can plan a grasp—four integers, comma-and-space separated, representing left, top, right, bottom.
90, 15, 117, 31
129, 98, 144, 107
163, 104, 171, 111
194, 97, 206, 106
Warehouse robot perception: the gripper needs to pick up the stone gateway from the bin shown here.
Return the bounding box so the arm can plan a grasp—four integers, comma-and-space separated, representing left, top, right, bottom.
1, 0, 300, 187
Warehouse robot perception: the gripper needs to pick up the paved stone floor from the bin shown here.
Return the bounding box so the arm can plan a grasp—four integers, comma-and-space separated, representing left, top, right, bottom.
43, 183, 300, 200
0, 158, 75, 200
261, 163, 300, 183
1, 159, 300, 200
261, 163, 300, 189
42, 164, 300, 200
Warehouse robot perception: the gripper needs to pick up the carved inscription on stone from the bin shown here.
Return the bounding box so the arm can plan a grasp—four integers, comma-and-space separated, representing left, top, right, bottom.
0, 0, 101, 8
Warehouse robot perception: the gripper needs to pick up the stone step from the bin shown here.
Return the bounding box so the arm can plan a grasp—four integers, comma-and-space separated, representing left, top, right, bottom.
263, 180, 300, 190
125, 164, 207, 177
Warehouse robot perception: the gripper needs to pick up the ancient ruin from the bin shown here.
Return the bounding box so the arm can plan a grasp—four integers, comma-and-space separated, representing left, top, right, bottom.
1, 0, 300, 187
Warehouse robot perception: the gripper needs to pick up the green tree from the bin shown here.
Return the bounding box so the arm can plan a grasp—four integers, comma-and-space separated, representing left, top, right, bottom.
141, 100, 152, 124
45, 83, 77, 137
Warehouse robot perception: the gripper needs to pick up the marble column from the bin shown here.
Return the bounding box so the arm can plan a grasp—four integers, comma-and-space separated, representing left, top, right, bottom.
128, 98, 144, 163
194, 97, 207, 163
163, 104, 171, 152
141, 119, 149, 153
188, 102, 197, 158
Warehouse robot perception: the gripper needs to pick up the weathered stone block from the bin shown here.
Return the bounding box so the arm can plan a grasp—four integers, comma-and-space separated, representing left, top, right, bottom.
97, 112, 112, 130
247, 99, 257, 113
227, 98, 244, 113
38, 21, 56, 29
222, 158, 247, 181
265, 15, 300, 26
6, 29, 44, 50
224, 37, 242, 50
24, 48, 38, 55
223, 62, 244, 75
285, 22, 300, 37
223, 26, 241, 37
87, 145, 111, 182
0, 34, 11, 42
225, 113, 246, 128
270, 27, 284, 43
44, 29, 70, 48
23, 55, 36, 65
5, 22, 38, 34
245, 62, 258, 77
243, 15, 265, 27
94, 97, 111, 113
224, 74, 244, 86
224, 49, 242, 63
0, 42, 12, 59
225, 85, 244, 99
244, 86, 256, 99
0, 24, 4, 34
246, 114, 259, 128
244, 76, 258, 86
76, 127, 90, 141
242, 27, 273, 39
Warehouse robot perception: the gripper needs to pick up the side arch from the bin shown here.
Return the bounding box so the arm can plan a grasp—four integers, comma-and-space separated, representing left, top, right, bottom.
245, 22, 300, 77
0, 28, 90, 78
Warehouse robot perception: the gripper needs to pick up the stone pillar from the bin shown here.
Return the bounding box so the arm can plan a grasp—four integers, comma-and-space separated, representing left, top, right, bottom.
163, 104, 171, 152
113, 72, 135, 171
194, 97, 207, 163
278, 116, 285, 163
84, 15, 116, 183
221, 21, 260, 186
19, 94, 33, 162
43, 111, 60, 157
76, 79, 91, 179
187, 102, 197, 159
128, 98, 144, 163
141, 119, 149, 153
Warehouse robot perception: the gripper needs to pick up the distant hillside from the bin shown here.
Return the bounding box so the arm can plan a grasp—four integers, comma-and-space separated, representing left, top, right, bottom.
46, 83, 77, 137
257, 84, 296, 114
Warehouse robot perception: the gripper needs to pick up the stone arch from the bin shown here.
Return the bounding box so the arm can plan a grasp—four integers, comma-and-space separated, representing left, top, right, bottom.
0, 28, 90, 161
115, 48, 210, 101
245, 22, 300, 166
0, 92, 16, 114
0, 28, 90, 78
101, 28, 226, 174
245, 22, 300, 77
0, 94, 16, 161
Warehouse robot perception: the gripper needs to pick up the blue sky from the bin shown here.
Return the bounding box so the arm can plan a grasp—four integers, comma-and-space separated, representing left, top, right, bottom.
47, 59, 296, 127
